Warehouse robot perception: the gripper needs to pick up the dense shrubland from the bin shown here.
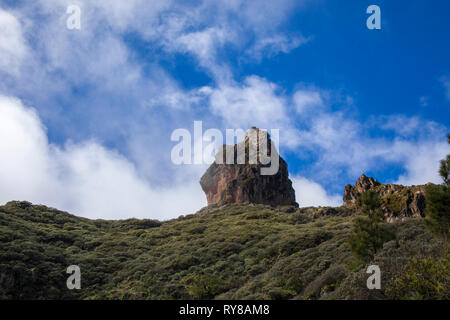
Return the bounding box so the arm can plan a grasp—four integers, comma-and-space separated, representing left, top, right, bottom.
0, 199, 447, 300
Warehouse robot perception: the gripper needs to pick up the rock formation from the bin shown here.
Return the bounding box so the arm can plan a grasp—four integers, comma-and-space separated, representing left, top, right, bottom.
199, 130, 430, 220
343, 174, 428, 222
343, 174, 381, 206
200, 128, 298, 207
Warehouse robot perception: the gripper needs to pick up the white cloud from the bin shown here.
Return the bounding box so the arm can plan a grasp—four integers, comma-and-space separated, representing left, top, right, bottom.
0, 95, 206, 220
246, 34, 309, 61
234, 0, 304, 34
296, 110, 448, 185
0, 0, 309, 133
291, 176, 342, 207
390, 139, 448, 185
34, 0, 306, 72
160, 25, 237, 80
207, 76, 288, 129
373, 115, 423, 138
175, 28, 230, 60
0, 9, 27, 74
293, 89, 324, 114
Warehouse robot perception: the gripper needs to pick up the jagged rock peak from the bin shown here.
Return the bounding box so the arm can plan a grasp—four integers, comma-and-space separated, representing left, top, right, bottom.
200, 127, 298, 207
343, 174, 380, 205
343, 174, 428, 222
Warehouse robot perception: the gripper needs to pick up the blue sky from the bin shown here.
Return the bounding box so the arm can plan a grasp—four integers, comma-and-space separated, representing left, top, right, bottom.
0, 0, 449, 219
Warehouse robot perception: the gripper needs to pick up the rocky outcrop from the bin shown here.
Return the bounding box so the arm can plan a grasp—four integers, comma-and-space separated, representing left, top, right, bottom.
343, 174, 381, 206
343, 174, 428, 222
200, 128, 298, 207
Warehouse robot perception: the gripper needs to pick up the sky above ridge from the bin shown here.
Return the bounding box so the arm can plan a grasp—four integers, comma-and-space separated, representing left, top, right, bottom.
0, 0, 449, 220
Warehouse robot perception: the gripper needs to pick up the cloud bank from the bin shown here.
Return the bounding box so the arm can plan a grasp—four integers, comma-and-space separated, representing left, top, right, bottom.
292, 176, 342, 207
0, 95, 206, 220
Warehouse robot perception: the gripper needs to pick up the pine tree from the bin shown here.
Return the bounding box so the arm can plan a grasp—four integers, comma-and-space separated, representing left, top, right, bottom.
349, 190, 394, 262
425, 134, 450, 239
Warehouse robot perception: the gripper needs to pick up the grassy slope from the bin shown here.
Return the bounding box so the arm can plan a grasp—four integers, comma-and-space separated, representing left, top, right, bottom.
0, 201, 447, 299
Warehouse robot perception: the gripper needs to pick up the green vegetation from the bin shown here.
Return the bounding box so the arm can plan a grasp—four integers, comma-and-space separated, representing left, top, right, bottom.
425, 185, 450, 239
386, 250, 449, 300
349, 191, 394, 262
438, 134, 450, 187
425, 134, 450, 239
0, 200, 448, 300
378, 185, 423, 215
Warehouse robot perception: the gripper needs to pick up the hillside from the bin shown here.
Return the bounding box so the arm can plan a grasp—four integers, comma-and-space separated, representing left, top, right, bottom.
0, 200, 448, 300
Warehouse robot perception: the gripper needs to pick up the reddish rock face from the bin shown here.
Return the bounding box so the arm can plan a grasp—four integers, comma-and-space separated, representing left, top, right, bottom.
343, 174, 428, 221
200, 128, 298, 207
343, 174, 381, 206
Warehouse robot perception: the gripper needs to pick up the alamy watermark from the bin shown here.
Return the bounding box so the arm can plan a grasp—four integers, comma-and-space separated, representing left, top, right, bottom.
66, 5, 81, 30
64, 4, 379, 31
366, 265, 381, 289
66, 265, 81, 290
170, 122, 280, 175
366, 5, 381, 30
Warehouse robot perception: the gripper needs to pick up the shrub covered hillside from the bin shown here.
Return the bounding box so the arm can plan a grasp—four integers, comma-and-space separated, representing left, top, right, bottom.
0, 201, 448, 300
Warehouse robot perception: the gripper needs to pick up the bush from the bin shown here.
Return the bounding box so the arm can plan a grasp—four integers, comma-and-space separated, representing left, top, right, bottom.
424, 133, 450, 239
303, 264, 347, 299
425, 185, 450, 240
349, 216, 394, 262
349, 191, 394, 262
183, 274, 225, 299
386, 251, 450, 300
